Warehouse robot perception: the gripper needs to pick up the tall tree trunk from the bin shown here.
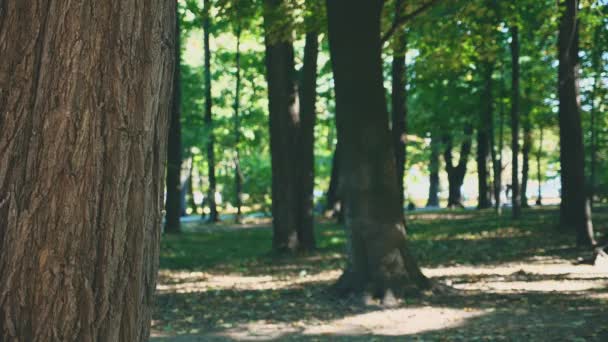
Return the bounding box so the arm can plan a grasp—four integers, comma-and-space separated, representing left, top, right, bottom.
494, 67, 506, 213
391, 0, 408, 211
536, 125, 544, 205
510, 24, 521, 219
296, 31, 319, 251
477, 63, 493, 209
187, 161, 198, 214
521, 93, 532, 208
203, 0, 219, 222
0, 2, 174, 340
326, 0, 429, 299
264, 0, 301, 252
233, 22, 243, 224
443, 128, 472, 208
588, 25, 602, 206
557, 0, 595, 246
166, 12, 183, 233
426, 134, 440, 207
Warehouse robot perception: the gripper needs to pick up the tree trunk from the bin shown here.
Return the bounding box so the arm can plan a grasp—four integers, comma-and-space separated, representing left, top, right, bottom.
0, 2, 174, 340
233, 22, 243, 224
391, 0, 408, 211
477, 63, 493, 209
187, 162, 198, 214
443, 128, 472, 208
557, 0, 595, 246
536, 126, 544, 206
326, 142, 343, 222
494, 66, 506, 212
426, 134, 440, 207
588, 25, 602, 206
521, 92, 532, 208
203, 0, 219, 222
510, 24, 521, 219
326, 0, 429, 300
264, 0, 301, 252
166, 12, 183, 234
296, 31, 320, 251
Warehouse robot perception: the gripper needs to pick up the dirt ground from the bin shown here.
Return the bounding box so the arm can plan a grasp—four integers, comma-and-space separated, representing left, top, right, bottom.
150, 207, 608, 341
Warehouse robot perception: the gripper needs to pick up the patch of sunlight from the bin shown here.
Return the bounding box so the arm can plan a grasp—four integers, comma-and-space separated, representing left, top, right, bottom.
454, 280, 608, 292
156, 269, 341, 294
216, 307, 491, 340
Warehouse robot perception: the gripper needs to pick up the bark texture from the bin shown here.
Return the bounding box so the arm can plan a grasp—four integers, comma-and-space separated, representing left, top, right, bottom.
557, 0, 595, 246
326, 0, 429, 299
203, 0, 219, 222
0, 1, 175, 340
166, 12, 183, 234
296, 31, 320, 251
264, 0, 301, 252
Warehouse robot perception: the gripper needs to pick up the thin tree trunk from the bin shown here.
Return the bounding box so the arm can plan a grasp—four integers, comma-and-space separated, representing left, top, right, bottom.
510, 24, 521, 219
557, 0, 595, 246
233, 21, 243, 224
521, 95, 532, 209
493, 66, 505, 213
588, 25, 601, 206
326, 0, 429, 299
426, 134, 440, 207
203, 0, 219, 222
264, 0, 301, 252
477, 63, 493, 209
391, 0, 408, 211
536, 125, 544, 205
296, 31, 319, 251
326, 142, 343, 222
0, 2, 175, 340
166, 12, 183, 233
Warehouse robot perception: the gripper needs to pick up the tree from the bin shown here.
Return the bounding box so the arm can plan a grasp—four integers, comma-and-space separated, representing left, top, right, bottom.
0, 1, 175, 340
203, 0, 220, 222
166, 10, 184, 234
426, 134, 441, 207
326, 0, 430, 299
557, 0, 594, 246
510, 24, 522, 219
233, 14, 244, 224
263, 0, 304, 252
477, 63, 493, 209
443, 127, 472, 208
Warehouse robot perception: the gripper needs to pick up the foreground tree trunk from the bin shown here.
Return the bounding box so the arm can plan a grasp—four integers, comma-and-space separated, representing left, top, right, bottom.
166, 13, 183, 233
426, 134, 440, 207
443, 128, 472, 208
327, 0, 430, 299
557, 0, 595, 246
203, 0, 219, 222
296, 31, 320, 251
0, 2, 174, 340
264, 0, 301, 252
477, 63, 493, 209
510, 25, 522, 219
391, 0, 408, 211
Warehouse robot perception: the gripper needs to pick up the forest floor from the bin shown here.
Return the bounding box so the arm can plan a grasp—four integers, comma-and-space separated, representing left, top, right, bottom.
150, 206, 608, 341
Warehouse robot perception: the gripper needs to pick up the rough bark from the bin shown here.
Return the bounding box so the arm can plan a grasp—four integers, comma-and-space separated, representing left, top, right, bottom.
264, 0, 301, 252
510, 24, 521, 219
166, 12, 183, 233
233, 22, 243, 224
477, 63, 493, 209
391, 0, 408, 211
296, 31, 320, 251
203, 0, 219, 222
443, 128, 472, 208
426, 134, 440, 207
557, 0, 595, 246
326, 0, 430, 299
0, 1, 175, 340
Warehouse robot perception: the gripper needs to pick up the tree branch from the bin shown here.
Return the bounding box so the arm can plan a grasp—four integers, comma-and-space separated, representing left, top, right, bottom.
381, 0, 441, 43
